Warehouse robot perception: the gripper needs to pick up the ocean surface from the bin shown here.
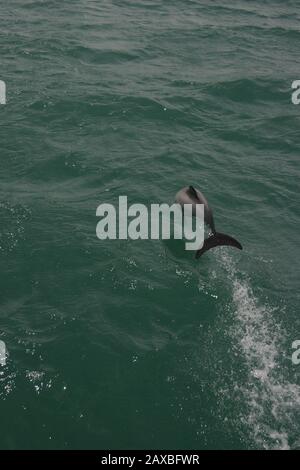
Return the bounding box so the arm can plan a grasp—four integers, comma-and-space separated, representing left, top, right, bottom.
0, 0, 300, 450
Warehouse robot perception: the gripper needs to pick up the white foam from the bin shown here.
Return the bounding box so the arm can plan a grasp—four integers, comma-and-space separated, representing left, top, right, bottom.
219, 251, 300, 450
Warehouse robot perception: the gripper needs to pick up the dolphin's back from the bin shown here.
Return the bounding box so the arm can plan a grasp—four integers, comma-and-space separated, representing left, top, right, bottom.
175, 186, 216, 234
175, 185, 243, 258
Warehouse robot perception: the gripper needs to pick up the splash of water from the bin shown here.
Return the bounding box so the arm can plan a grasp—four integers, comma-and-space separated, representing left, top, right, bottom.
220, 251, 300, 450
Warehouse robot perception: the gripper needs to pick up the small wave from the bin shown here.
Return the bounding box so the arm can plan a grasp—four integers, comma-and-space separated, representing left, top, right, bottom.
220, 252, 300, 450
68, 45, 139, 65
0, 202, 31, 254
204, 78, 286, 104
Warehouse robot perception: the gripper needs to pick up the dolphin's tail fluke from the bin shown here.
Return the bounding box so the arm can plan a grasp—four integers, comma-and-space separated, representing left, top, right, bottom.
195, 232, 242, 259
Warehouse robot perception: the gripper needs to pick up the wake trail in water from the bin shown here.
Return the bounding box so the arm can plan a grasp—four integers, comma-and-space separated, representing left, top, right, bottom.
218, 251, 300, 450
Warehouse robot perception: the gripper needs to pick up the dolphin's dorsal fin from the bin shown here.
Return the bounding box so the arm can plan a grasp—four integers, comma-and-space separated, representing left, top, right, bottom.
188, 185, 200, 201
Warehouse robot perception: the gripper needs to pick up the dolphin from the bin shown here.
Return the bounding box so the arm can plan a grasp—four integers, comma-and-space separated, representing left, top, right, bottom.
175, 185, 242, 258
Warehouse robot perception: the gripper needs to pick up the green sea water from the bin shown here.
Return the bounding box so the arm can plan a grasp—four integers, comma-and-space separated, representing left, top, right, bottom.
0, 0, 300, 450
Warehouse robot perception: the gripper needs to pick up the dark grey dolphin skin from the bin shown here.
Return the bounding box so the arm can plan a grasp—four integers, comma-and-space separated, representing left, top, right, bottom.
175, 185, 242, 258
